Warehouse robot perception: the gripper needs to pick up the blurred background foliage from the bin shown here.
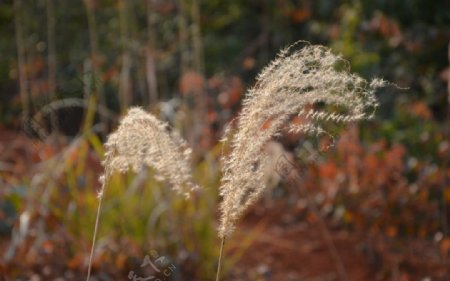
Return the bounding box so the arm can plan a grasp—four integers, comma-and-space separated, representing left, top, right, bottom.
0, 0, 449, 280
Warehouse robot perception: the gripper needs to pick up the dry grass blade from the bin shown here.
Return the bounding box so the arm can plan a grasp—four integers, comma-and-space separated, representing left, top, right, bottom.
218, 43, 386, 239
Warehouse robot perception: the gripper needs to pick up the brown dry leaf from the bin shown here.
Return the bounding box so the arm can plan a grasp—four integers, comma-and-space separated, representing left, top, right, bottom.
42, 240, 54, 254
439, 67, 449, 82
318, 161, 337, 179
291, 8, 311, 23
440, 238, 450, 257
370, 12, 402, 38
386, 226, 397, 237
67, 253, 84, 270
444, 187, 450, 203
306, 213, 317, 224
228, 77, 244, 105
329, 24, 340, 40
24, 57, 45, 77
115, 253, 127, 270
180, 71, 205, 95
386, 143, 406, 171
364, 154, 379, 172
242, 57, 256, 70
261, 119, 272, 130
343, 211, 354, 223
399, 272, 410, 281
102, 66, 119, 82
407, 101, 432, 120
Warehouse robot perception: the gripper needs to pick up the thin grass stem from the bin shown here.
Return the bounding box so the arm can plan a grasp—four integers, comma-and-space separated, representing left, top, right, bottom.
215, 237, 225, 281
86, 194, 103, 281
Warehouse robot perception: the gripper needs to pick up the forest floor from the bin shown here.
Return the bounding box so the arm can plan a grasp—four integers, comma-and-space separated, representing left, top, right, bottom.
0, 129, 448, 281
228, 200, 449, 281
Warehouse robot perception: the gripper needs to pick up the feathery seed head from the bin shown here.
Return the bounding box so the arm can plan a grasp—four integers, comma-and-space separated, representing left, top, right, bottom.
99, 107, 198, 199
218, 44, 385, 238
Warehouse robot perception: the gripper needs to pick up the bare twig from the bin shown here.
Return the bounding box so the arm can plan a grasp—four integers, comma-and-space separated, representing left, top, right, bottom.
190, 0, 204, 74
82, 0, 106, 137
14, 0, 30, 122
177, 0, 189, 75
46, 0, 57, 132
118, 0, 132, 112
441, 42, 450, 266
146, 0, 158, 104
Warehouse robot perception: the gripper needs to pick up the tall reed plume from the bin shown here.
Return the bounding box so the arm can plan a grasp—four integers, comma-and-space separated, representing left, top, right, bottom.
86, 107, 198, 281
215, 43, 385, 280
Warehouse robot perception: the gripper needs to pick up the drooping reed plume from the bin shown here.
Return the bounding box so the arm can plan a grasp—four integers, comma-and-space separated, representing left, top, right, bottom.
215, 43, 385, 280
86, 107, 198, 281
99, 107, 198, 198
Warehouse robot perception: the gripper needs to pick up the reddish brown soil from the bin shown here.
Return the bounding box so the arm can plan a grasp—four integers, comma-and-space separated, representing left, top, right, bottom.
225, 202, 449, 281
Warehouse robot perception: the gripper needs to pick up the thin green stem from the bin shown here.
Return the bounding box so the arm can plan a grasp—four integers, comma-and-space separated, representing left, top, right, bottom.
215, 237, 225, 281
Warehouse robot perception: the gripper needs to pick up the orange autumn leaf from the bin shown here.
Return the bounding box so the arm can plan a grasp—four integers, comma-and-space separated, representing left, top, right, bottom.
444, 187, 450, 203
102, 66, 119, 82
208, 110, 217, 123
115, 253, 128, 270
42, 240, 54, 253
306, 213, 317, 223
68, 253, 84, 269
386, 226, 398, 237
369, 12, 402, 38
407, 102, 432, 120
208, 75, 222, 89
291, 115, 305, 126
41, 146, 56, 160
364, 154, 379, 172
385, 143, 406, 171
343, 211, 353, 223
440, 238, 450, 257
291, 8, 311, 23
228, 77, 244, 105
318, 161, 337, 179
399, 273, 410, 281
261, 119, 271, 130
24, 57, 45, 77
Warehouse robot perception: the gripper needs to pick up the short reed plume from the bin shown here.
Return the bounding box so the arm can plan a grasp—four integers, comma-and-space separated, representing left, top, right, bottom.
99, 107, 198, 198
86, 107, 198, 281
215, 43, 385, 280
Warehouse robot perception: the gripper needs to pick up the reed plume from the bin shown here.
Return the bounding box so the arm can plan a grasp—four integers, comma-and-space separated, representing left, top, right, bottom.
218, 43, 385, 239
99, 107, 198, 198
87, 107, 197, 281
